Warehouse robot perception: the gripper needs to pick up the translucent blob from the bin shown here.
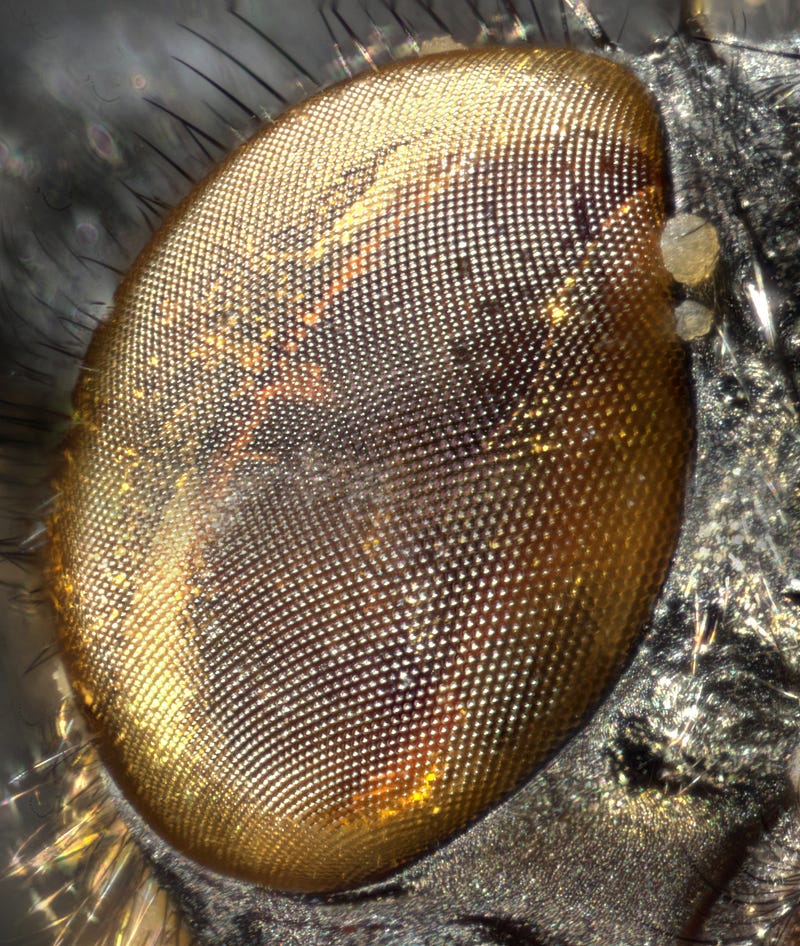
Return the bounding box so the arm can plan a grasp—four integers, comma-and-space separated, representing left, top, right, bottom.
675, 299, 714, 340
660, 213, 720, 287
48, 47, 691, 893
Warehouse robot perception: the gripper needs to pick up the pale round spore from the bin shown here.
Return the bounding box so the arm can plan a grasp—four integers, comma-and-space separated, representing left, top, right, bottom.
661, 213, 720, 287
675, 300, 714, 340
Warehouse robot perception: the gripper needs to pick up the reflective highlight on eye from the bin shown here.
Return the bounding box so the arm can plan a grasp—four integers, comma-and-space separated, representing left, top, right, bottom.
47, 47, 691, 893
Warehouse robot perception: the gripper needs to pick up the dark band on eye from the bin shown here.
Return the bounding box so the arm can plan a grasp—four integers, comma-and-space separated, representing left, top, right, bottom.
47, 45, 691, 893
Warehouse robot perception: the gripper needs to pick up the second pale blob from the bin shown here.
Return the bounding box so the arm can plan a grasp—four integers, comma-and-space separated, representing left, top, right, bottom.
48, 47, 691, 892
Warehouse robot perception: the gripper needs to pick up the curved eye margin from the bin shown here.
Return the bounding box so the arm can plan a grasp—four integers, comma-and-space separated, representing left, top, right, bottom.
1, 4, 798, 946
76, 12, 800, 946
130, 21, 800, 946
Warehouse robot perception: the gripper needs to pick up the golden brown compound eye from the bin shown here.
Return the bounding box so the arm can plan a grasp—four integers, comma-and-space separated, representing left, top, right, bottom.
46, 45, 691, 894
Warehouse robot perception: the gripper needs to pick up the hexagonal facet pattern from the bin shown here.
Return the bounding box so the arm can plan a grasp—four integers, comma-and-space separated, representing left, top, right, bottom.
48, 47, 691, 892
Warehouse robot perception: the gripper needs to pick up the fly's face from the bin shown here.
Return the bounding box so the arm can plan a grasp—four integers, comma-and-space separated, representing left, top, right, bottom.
1, 2, 799, 945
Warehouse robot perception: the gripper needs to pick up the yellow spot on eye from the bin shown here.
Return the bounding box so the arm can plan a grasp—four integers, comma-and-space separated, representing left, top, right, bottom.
73, 682, 95, 710
531, 439, 560, 455
371, 766, 442, 820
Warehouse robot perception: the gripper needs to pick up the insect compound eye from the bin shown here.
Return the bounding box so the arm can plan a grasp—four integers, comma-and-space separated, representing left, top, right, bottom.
47, 46, 691, 893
